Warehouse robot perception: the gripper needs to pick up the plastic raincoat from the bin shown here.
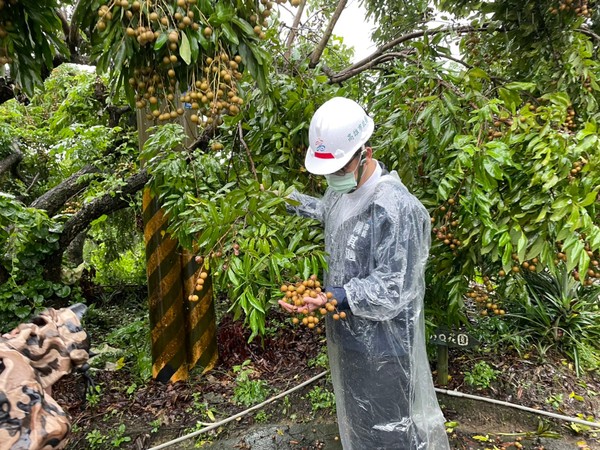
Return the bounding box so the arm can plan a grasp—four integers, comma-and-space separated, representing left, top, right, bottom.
289, 163, 450, 450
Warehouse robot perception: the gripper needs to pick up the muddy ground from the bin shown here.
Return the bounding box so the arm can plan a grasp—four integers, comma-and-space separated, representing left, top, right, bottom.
54, 311, 600, 450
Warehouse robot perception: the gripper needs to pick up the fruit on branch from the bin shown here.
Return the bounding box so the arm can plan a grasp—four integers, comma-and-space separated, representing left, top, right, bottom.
90, 0, 276, 124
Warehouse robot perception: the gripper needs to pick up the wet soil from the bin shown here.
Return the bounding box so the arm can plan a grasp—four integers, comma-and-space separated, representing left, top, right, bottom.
53, 311, 600, 450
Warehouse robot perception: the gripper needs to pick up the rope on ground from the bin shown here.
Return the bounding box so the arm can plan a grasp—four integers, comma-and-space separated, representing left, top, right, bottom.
435, 387, 600, 428
147, 370, 330, 450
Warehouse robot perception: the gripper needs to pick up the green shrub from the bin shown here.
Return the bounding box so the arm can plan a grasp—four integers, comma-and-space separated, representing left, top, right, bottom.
464, 361, 499, 389
306, 385, 336, 413
510, 267, 600, 375
232, 360, 270, 407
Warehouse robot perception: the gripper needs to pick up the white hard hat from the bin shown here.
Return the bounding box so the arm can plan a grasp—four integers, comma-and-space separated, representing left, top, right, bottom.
305, 97, 374, 175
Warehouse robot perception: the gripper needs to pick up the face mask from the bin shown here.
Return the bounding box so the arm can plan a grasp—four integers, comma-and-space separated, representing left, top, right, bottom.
325, 150, 367, 194
325, 171, 357, 194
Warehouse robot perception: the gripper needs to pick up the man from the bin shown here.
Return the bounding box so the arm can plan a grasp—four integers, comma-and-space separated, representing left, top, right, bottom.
279, 97, 450, 449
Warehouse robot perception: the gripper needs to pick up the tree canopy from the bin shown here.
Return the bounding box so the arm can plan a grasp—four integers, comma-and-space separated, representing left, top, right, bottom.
1, 0, 599, 368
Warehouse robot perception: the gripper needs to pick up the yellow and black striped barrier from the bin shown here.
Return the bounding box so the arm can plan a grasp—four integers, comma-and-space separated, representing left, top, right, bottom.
182, 251, 218, 374
139, 108, 218, 383
143, 189, 188, 382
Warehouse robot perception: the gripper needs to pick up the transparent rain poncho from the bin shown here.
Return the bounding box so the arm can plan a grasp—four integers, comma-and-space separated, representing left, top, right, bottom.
288, 164, 450, 450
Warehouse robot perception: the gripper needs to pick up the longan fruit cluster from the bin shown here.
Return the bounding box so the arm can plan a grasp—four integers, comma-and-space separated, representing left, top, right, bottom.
279, 275, 346, 331
93, 0, 261, 124
569, 238, 600, 286
487, 115, 513, 141
61, 200, 81, 215
431, 198, 462, 256
188, 264, 209, 302
567, 158, 588, 182
564, 106, 578, 131
466, 282, 506, 317
548, 0, 591, 17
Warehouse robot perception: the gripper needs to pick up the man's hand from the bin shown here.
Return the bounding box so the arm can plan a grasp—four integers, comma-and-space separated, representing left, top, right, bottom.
278, 292, 328, 314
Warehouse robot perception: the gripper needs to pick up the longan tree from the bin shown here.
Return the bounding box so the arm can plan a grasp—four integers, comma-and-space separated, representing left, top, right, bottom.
2, 0, 599, 370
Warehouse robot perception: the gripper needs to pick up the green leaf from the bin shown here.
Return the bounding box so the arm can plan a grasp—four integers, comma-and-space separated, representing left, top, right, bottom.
503, 82, 536, 92
154, 32, 168, 50
502, 242, 513, 268
231, 16, 255, 36
525, 234, 545, 260
180, 32, 192, 65
580, 188, 600, 207
517, 231, 528, 257
566, 239, 585, 273
221, 22, 239, 45
498, 87, 522, 112
468, 67, 490, 79
227, 265, 240, 285
541, 92, 571, 108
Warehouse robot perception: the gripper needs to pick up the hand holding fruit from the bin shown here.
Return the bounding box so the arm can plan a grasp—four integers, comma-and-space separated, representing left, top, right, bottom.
278, 291, 327, 314
278, 275, 347, 330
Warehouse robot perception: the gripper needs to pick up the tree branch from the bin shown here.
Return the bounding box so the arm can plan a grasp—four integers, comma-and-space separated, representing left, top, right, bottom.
59, 170, 148, 249
0, 143, 23, 177
30, 165, 100, 217
284, 0, 307, 60
577, 27, 600, 43
436, 53, 473, 70
309, 0, 348, 68
42, 170, 149, 280
329, 25, 488, 83
189, 121, 218, 151
238, 123, 257, 181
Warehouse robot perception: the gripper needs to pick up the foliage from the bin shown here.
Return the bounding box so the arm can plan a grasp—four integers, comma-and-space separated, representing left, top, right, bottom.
0, 66, 141, 331
306, 385, 336, 413
254, 409, 270, 423
0, 122, 12, 157
232, 360, 270, 406
308, 345, 329, 370
0, 0, 68, 96
82, 299, 152, 381
86, 384, 103, 408
1, 0, 599, 376
85, 209, 146, 285
368, 28, 600, 328
362, 0, 435, 44
141, 122, 329, 339
508, 267, 600, 376
185, 392, 217, 421
88, 242, 146, 285
463, 360, 500, 389
105, 317, 153, 381
0, 64, 137, 200
85, 423, 131, 449
0, 193, 76, 331
39, 65, 110, 133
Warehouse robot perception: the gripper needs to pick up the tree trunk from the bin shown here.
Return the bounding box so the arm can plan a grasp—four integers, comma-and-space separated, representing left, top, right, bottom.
30, 165, 99, 217
64, 231, 87, 267
0, 145, 23, 177
284, 0, 307, 60
42, 170, 149, 281
0, 78, 16, 105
